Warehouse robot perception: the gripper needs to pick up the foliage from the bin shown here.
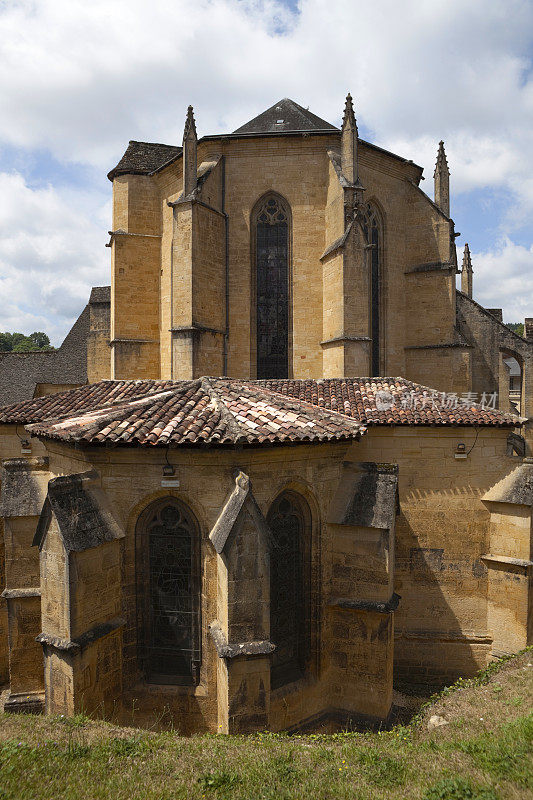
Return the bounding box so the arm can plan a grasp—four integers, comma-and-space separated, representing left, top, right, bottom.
0, 331, 53, 352
506, 322, 525, 337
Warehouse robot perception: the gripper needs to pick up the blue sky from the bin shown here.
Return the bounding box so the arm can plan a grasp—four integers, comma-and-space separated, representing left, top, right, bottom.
0, 0, 532, 344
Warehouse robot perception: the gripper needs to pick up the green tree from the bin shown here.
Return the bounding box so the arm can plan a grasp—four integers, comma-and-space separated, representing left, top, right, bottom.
0, 331, 55, 352
506, 322, 524, 337
29, 331, 51, 349
0, 332, 13, 351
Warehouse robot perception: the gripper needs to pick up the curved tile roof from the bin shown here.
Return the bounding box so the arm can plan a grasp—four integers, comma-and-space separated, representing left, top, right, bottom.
21, 378, 364, 447
258, 377, 519, 427
0, 376, 519, 449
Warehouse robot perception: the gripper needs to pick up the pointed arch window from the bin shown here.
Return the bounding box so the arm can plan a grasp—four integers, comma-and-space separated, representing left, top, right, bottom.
268, 491, 311, 690
254, 194, 290, 379
360, 203, 382, 377
136, 498, 201, 685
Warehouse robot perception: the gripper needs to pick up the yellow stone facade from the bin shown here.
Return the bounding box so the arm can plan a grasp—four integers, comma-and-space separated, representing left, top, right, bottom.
0, 96, 532, 732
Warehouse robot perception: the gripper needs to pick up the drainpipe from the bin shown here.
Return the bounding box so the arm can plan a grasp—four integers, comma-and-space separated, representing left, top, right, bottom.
222, 156, 229, 376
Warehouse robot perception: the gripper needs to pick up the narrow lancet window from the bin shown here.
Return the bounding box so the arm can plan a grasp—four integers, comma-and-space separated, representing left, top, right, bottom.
136, 498, 200, 685
268, 491, 311, 690
255, 194, 290, 379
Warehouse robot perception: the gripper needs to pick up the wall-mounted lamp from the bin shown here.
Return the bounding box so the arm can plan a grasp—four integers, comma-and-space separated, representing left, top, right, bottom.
455, 442, 467, 459
161, 451, 180, 487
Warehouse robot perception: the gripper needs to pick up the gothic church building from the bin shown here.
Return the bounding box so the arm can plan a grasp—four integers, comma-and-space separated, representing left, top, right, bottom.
0, 96, 531, 734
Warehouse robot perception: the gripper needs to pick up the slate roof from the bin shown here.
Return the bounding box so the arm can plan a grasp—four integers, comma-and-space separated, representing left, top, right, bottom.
0, 304, 90, 407
89, 286, 111, 304
0, 377, 519, 449
232, 98, 338, 135
107, 141, 182, 180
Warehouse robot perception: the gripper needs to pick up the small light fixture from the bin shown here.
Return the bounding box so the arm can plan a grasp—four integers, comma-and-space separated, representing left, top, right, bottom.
161, 451, 180, 487
455, 442, 467, 459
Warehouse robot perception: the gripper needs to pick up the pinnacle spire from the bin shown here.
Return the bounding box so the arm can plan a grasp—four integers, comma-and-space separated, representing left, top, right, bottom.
183, 105, 197, 142
342, 93, 357, 133
433, 140, 450, 217
341, 93, 359, 187
182, 104, 198, 196
461, 242, 473, 298
462, 242, 472, 272
433, 140, 449, 178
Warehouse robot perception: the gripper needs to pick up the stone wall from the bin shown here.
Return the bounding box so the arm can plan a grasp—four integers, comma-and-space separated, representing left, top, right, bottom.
32, 420, 519, 731
107, 132, 462, 383
0, 427, 47, 685
347, 425, 517, 685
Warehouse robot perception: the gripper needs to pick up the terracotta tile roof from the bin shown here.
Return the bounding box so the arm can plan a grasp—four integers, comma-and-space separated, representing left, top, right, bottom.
258, 377, 520, 427
16, 378, 364, 448
0, 377, 519, 449
0, 379, 175, 425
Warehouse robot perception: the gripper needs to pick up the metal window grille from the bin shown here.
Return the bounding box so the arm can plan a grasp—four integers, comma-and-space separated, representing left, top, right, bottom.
268, 492, 311, 690
136, 498, 201, 685
255, 195, 290, 379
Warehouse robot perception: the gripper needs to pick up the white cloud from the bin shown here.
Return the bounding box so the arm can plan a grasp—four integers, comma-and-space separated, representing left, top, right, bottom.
0, 172, 109, 344
0, 0, 531, 334
458, 239, 533, 323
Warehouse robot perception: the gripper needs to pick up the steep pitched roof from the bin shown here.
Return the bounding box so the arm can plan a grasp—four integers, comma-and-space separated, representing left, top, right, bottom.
107, 140, 182, 180
0, 304, 90, 407
89, 286, 111, 304
232, 98, 338, 135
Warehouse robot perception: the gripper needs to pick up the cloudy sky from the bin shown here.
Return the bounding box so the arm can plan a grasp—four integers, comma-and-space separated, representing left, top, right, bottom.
0, 0, 532, 344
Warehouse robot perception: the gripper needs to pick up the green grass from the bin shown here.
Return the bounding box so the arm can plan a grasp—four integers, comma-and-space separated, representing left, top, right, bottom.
0, 649, 531, 799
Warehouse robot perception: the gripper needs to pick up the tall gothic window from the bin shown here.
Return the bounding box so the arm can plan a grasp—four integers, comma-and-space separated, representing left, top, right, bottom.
268, 491, 311, 690
136, 498, 201, 685
360, 203, 382, 377
254, 194, 290, 379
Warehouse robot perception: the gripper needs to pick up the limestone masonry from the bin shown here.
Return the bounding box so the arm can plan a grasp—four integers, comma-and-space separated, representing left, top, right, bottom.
0, 95, 531, 733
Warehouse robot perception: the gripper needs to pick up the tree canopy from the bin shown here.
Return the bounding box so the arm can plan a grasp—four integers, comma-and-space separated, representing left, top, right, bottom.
0, 331, 54, 353
506, 322, 525, 337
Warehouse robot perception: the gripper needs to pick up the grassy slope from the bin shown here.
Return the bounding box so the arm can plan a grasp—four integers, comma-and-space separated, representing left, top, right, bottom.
0, 650, 531, 800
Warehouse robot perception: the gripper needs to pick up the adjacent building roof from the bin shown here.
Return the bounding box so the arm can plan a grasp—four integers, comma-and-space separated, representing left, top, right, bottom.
0, 376, 519, 449
89, 285, 111, 304
0, 304, 90, 407
0, 285, 111, 407
232, 98, 338, 135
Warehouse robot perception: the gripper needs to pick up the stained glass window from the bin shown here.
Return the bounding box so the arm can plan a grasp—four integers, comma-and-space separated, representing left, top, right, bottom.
268, 492, 310, 690
255, 195, 290, 379
136, 498, 200, 685
360, 203, 381, 377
